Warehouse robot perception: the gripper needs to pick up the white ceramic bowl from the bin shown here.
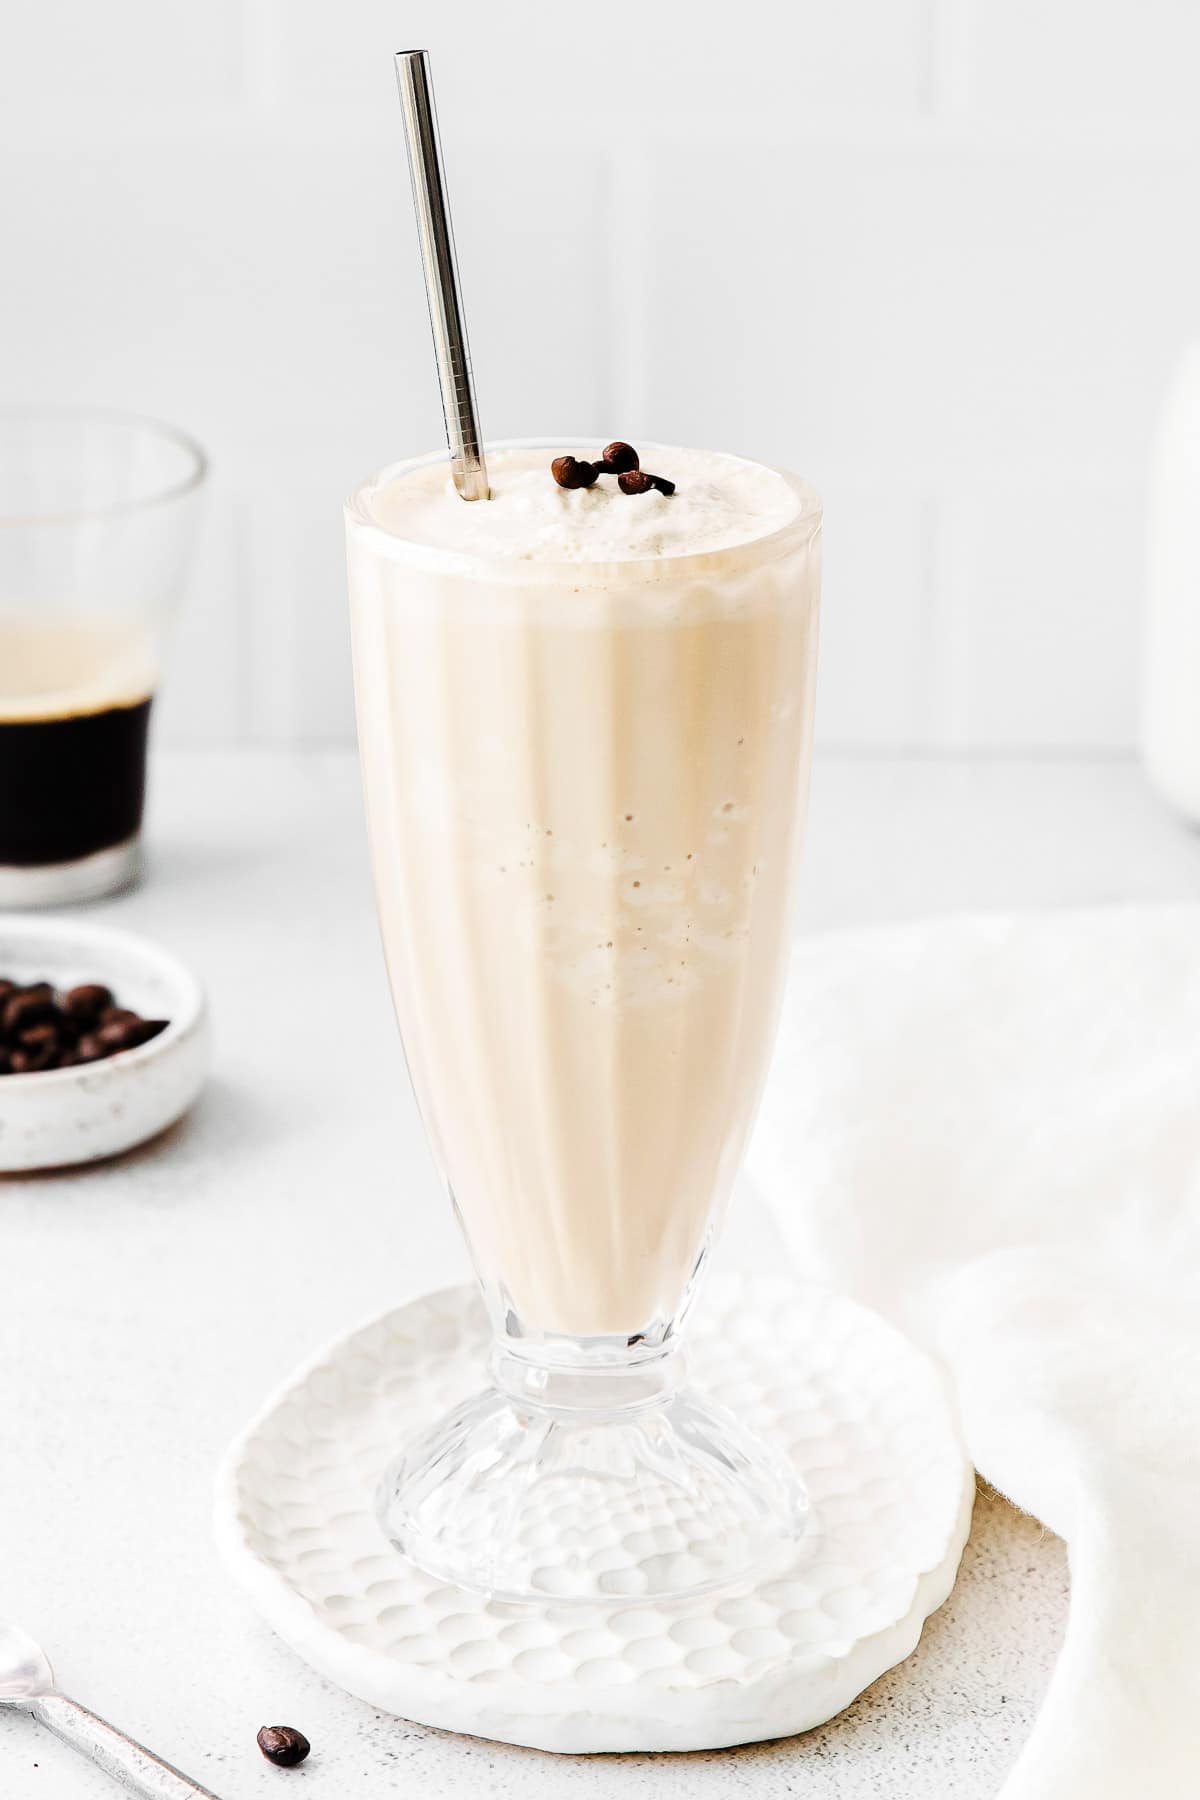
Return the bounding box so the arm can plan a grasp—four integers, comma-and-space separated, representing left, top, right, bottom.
0, 917, 209, 1171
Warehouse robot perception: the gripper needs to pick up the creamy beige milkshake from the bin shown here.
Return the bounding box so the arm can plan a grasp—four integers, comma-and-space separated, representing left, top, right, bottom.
348, 442, 820, 1342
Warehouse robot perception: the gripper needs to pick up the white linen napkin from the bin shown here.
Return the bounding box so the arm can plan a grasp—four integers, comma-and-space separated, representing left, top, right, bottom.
748, 906, 1200, 1797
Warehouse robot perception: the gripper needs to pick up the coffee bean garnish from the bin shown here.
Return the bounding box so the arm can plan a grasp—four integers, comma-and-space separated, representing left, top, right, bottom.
257, 1726, 311, 1768
551, 454, 600, 490
0, 976, 170, 1077
550, 442, 675, 496
618, 469, 676, 497
599, 440, 639, 475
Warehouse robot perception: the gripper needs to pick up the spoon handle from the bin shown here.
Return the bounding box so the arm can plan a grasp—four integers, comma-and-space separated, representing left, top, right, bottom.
31, 1693, 223, 1798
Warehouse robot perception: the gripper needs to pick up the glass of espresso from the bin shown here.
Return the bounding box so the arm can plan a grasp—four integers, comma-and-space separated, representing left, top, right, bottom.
0, 409, 206, 906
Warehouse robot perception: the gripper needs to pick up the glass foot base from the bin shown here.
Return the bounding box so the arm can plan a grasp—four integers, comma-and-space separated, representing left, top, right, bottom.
377, 1378, 811, 1604
0, 836, 141, 908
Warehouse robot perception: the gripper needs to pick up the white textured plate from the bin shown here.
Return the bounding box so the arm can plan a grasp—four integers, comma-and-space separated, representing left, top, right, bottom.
0, 916, 209, 1171
216, 1277, 974, 1754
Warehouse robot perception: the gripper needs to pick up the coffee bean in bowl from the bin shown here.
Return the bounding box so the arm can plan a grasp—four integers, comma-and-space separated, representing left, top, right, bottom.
0, 976, 167, 1077
0, 919, 208, 1171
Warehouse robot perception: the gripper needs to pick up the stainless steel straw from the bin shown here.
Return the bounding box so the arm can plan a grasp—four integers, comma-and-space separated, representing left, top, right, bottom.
394, 49, 490, 502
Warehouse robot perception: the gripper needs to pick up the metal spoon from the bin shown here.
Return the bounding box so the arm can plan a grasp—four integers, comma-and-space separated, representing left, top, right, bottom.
0, 1621, 223, 1797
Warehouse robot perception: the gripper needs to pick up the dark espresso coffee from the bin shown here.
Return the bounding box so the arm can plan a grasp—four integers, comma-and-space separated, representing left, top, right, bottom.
0, 696, 152, 866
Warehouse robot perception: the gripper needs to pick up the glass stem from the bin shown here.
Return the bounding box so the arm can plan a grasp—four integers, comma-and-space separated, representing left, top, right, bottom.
489, 1340, 684, 1419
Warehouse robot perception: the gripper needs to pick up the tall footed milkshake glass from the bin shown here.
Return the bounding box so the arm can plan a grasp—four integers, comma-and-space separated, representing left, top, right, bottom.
347, 441, 821, 1603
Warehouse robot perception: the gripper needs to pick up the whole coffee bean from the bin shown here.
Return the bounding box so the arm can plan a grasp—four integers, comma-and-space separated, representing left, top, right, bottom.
74, 1033, 107, 1064
600, 440, 639, 474
618, 469, 653, 495
13, 982, 55, 1012
256, 1726, 311, 1767
618, 468, 675, 497
2, 991, 58, 1037
123, 1018, 169, 1049
99, 1006, 140, 1028
97, 1019, 141, 1052
63, 983, 114, 1022
10, 1043, 57, 1074
19, 1022, 61, 1054
551, 454, 600, 490
56, 1048, 81, 1068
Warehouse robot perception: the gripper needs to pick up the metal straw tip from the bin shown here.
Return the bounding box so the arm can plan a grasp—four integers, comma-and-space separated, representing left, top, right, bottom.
395, 48, 427, 60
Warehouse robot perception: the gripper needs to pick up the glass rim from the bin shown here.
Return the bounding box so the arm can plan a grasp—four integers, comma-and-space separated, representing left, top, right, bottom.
0, 406, 208, 529
345, 438, 822, 586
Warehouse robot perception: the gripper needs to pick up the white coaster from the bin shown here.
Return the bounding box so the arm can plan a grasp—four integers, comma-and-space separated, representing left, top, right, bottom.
215, 1277, 973, 1754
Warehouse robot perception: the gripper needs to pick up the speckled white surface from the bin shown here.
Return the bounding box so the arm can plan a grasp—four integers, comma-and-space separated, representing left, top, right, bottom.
217, 1278, 973, 1752
5, 748, 1182, 1796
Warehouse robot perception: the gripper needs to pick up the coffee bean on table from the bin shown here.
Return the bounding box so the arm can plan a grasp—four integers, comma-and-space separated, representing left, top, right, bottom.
256, 1726, 311, 1767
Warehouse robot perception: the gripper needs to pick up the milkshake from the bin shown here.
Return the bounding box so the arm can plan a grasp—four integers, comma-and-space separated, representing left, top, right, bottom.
347, 440, 821, 1599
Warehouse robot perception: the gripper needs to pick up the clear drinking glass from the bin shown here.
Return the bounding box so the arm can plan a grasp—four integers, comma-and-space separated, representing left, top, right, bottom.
347, 442, 822, 1602
0, 409, 206, 906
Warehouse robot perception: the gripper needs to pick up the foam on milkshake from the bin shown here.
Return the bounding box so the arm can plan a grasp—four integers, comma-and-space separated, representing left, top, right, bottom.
355, 444, 802, 567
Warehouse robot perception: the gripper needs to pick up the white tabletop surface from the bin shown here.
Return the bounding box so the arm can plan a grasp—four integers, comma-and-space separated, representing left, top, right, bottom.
2, 748, 1197, 1799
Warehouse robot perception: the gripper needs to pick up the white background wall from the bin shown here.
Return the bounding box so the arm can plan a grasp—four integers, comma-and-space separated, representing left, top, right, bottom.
3, 0, 1199, 753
